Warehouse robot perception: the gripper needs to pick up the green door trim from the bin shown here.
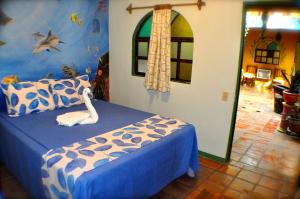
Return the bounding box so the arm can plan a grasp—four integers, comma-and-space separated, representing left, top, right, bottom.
199, 151, 227, 164
224, 0, 300, 162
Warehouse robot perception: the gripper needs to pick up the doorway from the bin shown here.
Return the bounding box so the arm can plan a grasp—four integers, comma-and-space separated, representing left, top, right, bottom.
225, 1, 300, 197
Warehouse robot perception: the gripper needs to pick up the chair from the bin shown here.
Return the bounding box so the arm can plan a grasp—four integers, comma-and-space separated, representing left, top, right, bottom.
273, 68, 285, 85
241, 65, 257, 87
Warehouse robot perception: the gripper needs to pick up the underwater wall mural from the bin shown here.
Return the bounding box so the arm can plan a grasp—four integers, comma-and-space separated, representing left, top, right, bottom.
0, 0, 109, 109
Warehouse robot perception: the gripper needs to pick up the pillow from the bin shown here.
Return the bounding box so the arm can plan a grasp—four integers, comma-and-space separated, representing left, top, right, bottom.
0, 81, 55, 117
36, 79, 56, 110
51, 78, 82, 108
0, 89, 7, 112
74, 75, 91, 102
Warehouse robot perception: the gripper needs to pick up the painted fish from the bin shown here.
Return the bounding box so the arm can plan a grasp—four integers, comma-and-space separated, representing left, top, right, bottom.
1, 75, 19, 84
0, 40, 6, 46
87, 45, 91, 53
71, 13, 83, 26
92, 19, 100, 33
32, 30, 65, 54
85, 67, 91, 75
0, 9, 14, 26
62, 65, 79, 78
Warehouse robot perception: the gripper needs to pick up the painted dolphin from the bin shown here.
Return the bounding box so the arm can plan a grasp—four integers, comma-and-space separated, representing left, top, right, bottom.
0, 9, 14, 26
32, 30, 64, 54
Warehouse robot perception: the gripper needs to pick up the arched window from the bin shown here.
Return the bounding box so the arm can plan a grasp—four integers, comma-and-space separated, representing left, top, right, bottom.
132, 11, 194, 83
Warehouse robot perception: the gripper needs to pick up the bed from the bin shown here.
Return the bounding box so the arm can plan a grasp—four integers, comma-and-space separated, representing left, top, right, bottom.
0, 100, 199, 199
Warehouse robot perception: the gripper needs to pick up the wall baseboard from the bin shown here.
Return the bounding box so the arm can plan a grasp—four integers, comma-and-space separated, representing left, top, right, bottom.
198, 151, 228, 164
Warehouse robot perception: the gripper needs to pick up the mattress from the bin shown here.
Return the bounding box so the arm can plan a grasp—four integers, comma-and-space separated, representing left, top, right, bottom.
0, 100, 199, 199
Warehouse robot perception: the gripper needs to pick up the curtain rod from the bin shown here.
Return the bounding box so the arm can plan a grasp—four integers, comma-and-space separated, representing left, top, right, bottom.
126, 0, 206, 14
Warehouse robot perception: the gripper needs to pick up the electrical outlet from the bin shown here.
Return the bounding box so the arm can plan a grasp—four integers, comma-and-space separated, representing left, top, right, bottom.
222, 92, 229, 102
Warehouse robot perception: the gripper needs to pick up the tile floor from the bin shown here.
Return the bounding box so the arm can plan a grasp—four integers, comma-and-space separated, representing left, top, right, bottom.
0, 86, 299, 199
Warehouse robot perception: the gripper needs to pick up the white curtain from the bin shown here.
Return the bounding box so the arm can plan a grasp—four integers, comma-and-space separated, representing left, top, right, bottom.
144, 8, 171, 92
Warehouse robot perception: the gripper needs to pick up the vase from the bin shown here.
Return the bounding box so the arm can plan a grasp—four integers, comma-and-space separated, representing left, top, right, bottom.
283, 90, 300, 105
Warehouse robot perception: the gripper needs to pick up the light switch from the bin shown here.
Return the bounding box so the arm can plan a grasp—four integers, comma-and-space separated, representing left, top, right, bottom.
222, 92, 229, 102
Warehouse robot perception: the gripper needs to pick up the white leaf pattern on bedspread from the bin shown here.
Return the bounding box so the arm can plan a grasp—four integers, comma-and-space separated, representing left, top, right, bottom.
41, 115, 188, 199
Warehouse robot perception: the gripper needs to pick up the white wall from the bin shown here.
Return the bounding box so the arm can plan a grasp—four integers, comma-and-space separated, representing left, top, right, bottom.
109, 0, 243, 158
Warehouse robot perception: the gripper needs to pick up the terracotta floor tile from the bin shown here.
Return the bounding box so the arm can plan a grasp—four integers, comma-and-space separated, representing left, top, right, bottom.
230, 178, 255, 192
262, 170, 283, 180
248, 147, 265, 154
232, 147, 248, 154
200, 158, 222, 170
230, 152, 243, 161
245, 151, 264, 160
240, 155, 260, 167
184, 194, 195, 199
196, 166, 214, 180
208, 171, 233, 187
257, 160, 275, 171
280, 159, 299, 169
252, 185, 277, 199
242, 165, 266, 175
258, 176, 283, 191
237, 170, 261, 184
236, 122, 249, 129
163, 181, 191, 199
177, 175, 205, 189
222, 188, 241, 199
189, 190, 200, 198
280, 182, 297, 195
195, 190, 222, 199
277, 192, 291, 199
229, 160, 245, 168
196, 180, 225, 195
279, 167, 299, 179
218, 165, 241, 176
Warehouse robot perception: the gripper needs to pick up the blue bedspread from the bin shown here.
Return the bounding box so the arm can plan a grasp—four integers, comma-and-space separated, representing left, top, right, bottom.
0, 100, 199, 199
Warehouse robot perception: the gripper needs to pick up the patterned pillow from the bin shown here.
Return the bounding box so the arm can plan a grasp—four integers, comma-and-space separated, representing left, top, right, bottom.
36, 79, 56, 110
0, 81, 55, 117
74, 75, 91, 102
51, 79, 82, 108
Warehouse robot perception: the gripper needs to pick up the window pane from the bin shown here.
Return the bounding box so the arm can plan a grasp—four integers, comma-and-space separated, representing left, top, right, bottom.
138, 42, 148, 57
267, 58, 273, 64
274, 51, 280, 58
267, 51, 274, 57
171, 42, 178, 59
261, 57, 266, 62
171, 62, 177, 79
171, 15, 193, 37
262, 51, 267, 56
138, 59, 147, 73
256, 50, 261, 56
179, 63, 192, 81
138, 16, 152, 37
180, 42, 193, 60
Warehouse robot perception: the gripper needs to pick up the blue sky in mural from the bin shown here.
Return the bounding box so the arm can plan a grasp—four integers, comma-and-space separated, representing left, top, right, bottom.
0, 0, 108, 81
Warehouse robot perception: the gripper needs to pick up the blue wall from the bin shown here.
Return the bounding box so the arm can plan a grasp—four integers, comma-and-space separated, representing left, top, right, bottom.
0, 0, 109, 110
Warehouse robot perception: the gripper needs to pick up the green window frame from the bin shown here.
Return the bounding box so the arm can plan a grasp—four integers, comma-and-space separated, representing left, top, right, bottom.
132, 11, 194, 83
